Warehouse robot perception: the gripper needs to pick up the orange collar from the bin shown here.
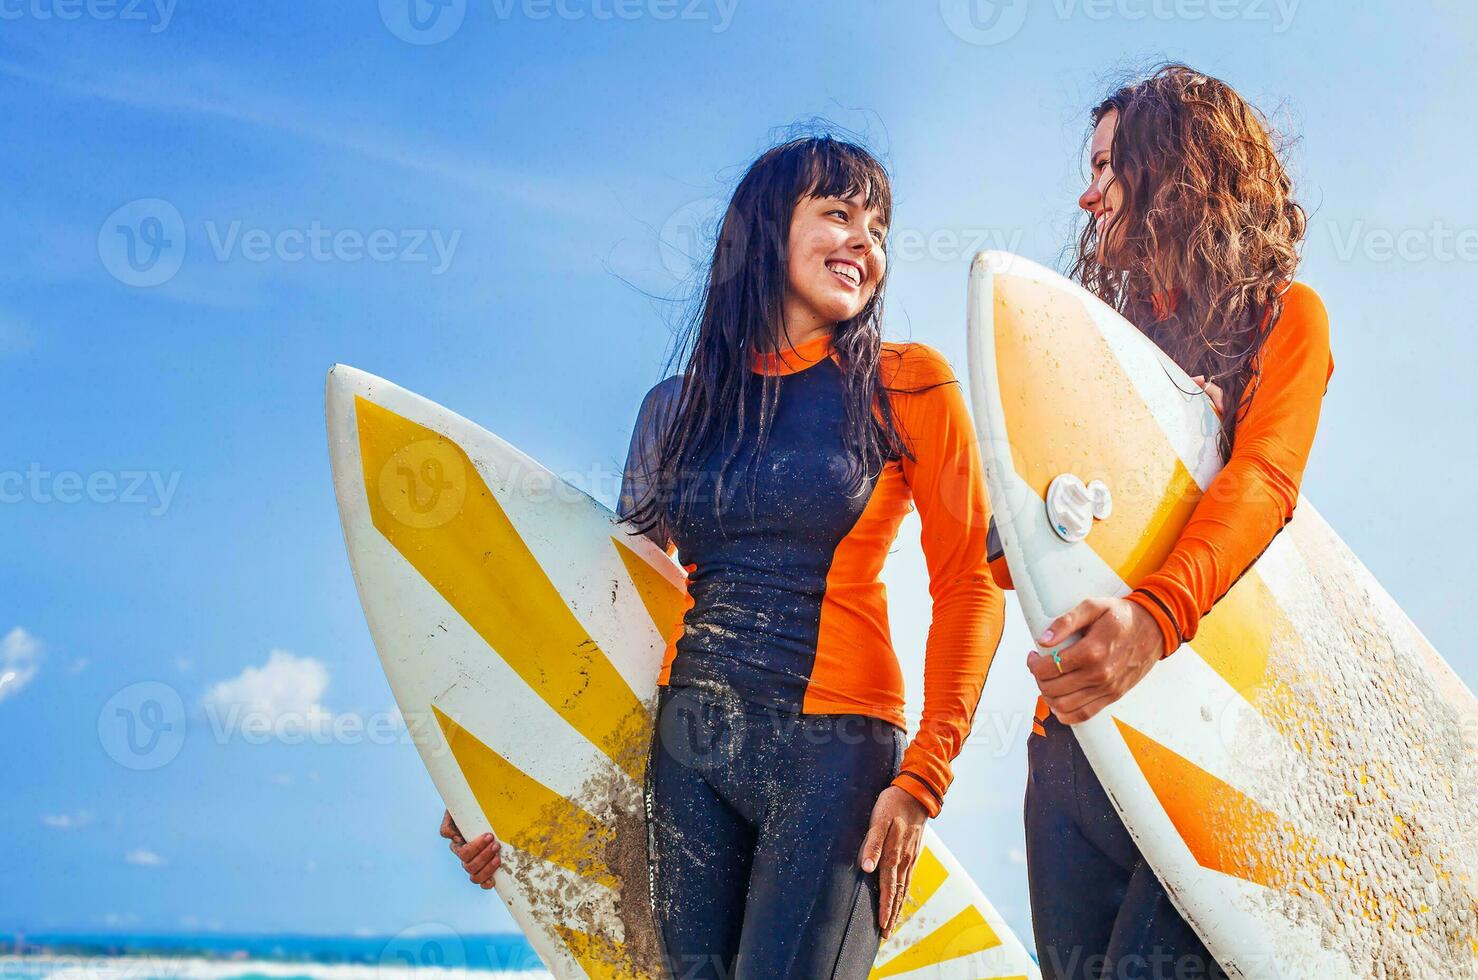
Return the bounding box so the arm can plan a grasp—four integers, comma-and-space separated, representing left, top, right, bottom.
749, 333, 836, 376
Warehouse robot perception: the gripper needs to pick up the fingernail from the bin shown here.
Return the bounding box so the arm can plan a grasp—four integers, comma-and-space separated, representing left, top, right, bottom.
482, 833, 492, 842
862, 859, 875, 872
1040, 629, 1054, 643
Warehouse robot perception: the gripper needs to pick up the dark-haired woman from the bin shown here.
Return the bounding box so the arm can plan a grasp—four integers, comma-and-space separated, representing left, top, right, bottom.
446, 136, 1005, 979
1003, 65, 1334, 980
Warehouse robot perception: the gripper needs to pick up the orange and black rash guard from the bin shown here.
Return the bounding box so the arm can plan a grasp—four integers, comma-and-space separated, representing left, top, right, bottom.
1124, 281, 1334, 655
618, 334, 1005, 816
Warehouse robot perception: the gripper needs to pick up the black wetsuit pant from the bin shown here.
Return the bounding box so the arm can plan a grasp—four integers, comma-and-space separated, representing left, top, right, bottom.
646, 682, 904, 980
1025, 713, 1228, 980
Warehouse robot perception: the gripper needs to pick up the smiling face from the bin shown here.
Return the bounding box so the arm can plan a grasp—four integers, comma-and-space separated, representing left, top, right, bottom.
781, 190, 888, 339
1080, 109, 1127, 268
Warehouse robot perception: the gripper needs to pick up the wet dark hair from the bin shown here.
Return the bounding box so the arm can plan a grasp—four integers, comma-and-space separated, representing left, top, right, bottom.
625, 134, 917, 542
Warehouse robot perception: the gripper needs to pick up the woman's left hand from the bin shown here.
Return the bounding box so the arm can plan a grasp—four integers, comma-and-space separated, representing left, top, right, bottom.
858, 786, 928, 941
1027, 597, 1165, 724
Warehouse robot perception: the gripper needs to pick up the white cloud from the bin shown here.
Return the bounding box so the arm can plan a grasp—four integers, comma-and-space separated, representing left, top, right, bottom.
42, 811, 93, 830
125, 849, 165, 867
174, 656, 194, 673
67, 657, 88, 675
0, 627, 43, 703
202, 649, 336, 738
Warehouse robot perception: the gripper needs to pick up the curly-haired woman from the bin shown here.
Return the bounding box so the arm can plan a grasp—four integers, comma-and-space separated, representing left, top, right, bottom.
1008, 64, 1334, 980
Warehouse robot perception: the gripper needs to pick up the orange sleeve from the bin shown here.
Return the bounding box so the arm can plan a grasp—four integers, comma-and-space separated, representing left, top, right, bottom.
1126, 283, 1334, 654
886, 345, 1006, 817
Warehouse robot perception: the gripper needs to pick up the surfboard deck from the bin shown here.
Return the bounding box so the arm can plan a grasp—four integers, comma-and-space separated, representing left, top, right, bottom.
326, 364, 1040, 980
965, 252, 1478, 979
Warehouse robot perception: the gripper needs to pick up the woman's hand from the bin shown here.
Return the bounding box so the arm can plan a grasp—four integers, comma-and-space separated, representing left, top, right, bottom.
1191, 375, 1226, 417
440, 809, 502, 890
1027, 597, 1164, 724
858, 786, 928, 941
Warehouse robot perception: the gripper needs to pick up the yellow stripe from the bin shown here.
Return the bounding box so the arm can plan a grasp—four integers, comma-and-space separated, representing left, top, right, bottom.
432, 704, 618, 888
893, 846, 948, 932
1190, 571, 1282, 698
355, 397, 650, 779
611, 535, 686, 643
994, 275, 1202, 588
868, 905, 1000, 979
552, 925, 657, 980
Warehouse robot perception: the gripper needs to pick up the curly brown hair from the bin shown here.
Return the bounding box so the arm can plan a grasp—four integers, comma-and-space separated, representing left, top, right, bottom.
1070, 63, 1307, 454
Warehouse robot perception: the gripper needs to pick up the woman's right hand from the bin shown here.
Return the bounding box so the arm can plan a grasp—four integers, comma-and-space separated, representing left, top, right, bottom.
440, 809, 502, 890
1191, 375, 1226, 417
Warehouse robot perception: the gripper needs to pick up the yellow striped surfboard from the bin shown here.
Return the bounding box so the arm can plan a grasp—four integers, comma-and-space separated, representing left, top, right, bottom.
325, 364, 1041, 980
966, 252, 1478, 979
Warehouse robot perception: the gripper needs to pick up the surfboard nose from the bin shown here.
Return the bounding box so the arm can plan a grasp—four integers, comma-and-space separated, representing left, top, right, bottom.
327, 362, 378, 398
326, 364, 393, 429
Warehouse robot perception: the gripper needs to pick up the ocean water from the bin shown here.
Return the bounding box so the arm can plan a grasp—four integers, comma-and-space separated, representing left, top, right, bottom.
0, 933, 551, 980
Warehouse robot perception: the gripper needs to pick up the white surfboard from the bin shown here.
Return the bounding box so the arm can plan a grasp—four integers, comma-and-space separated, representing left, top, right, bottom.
965, 252, 1478, 979
326, 364, 1041, 980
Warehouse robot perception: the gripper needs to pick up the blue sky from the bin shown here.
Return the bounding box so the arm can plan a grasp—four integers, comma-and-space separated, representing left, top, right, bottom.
3, 0, 1476, 947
